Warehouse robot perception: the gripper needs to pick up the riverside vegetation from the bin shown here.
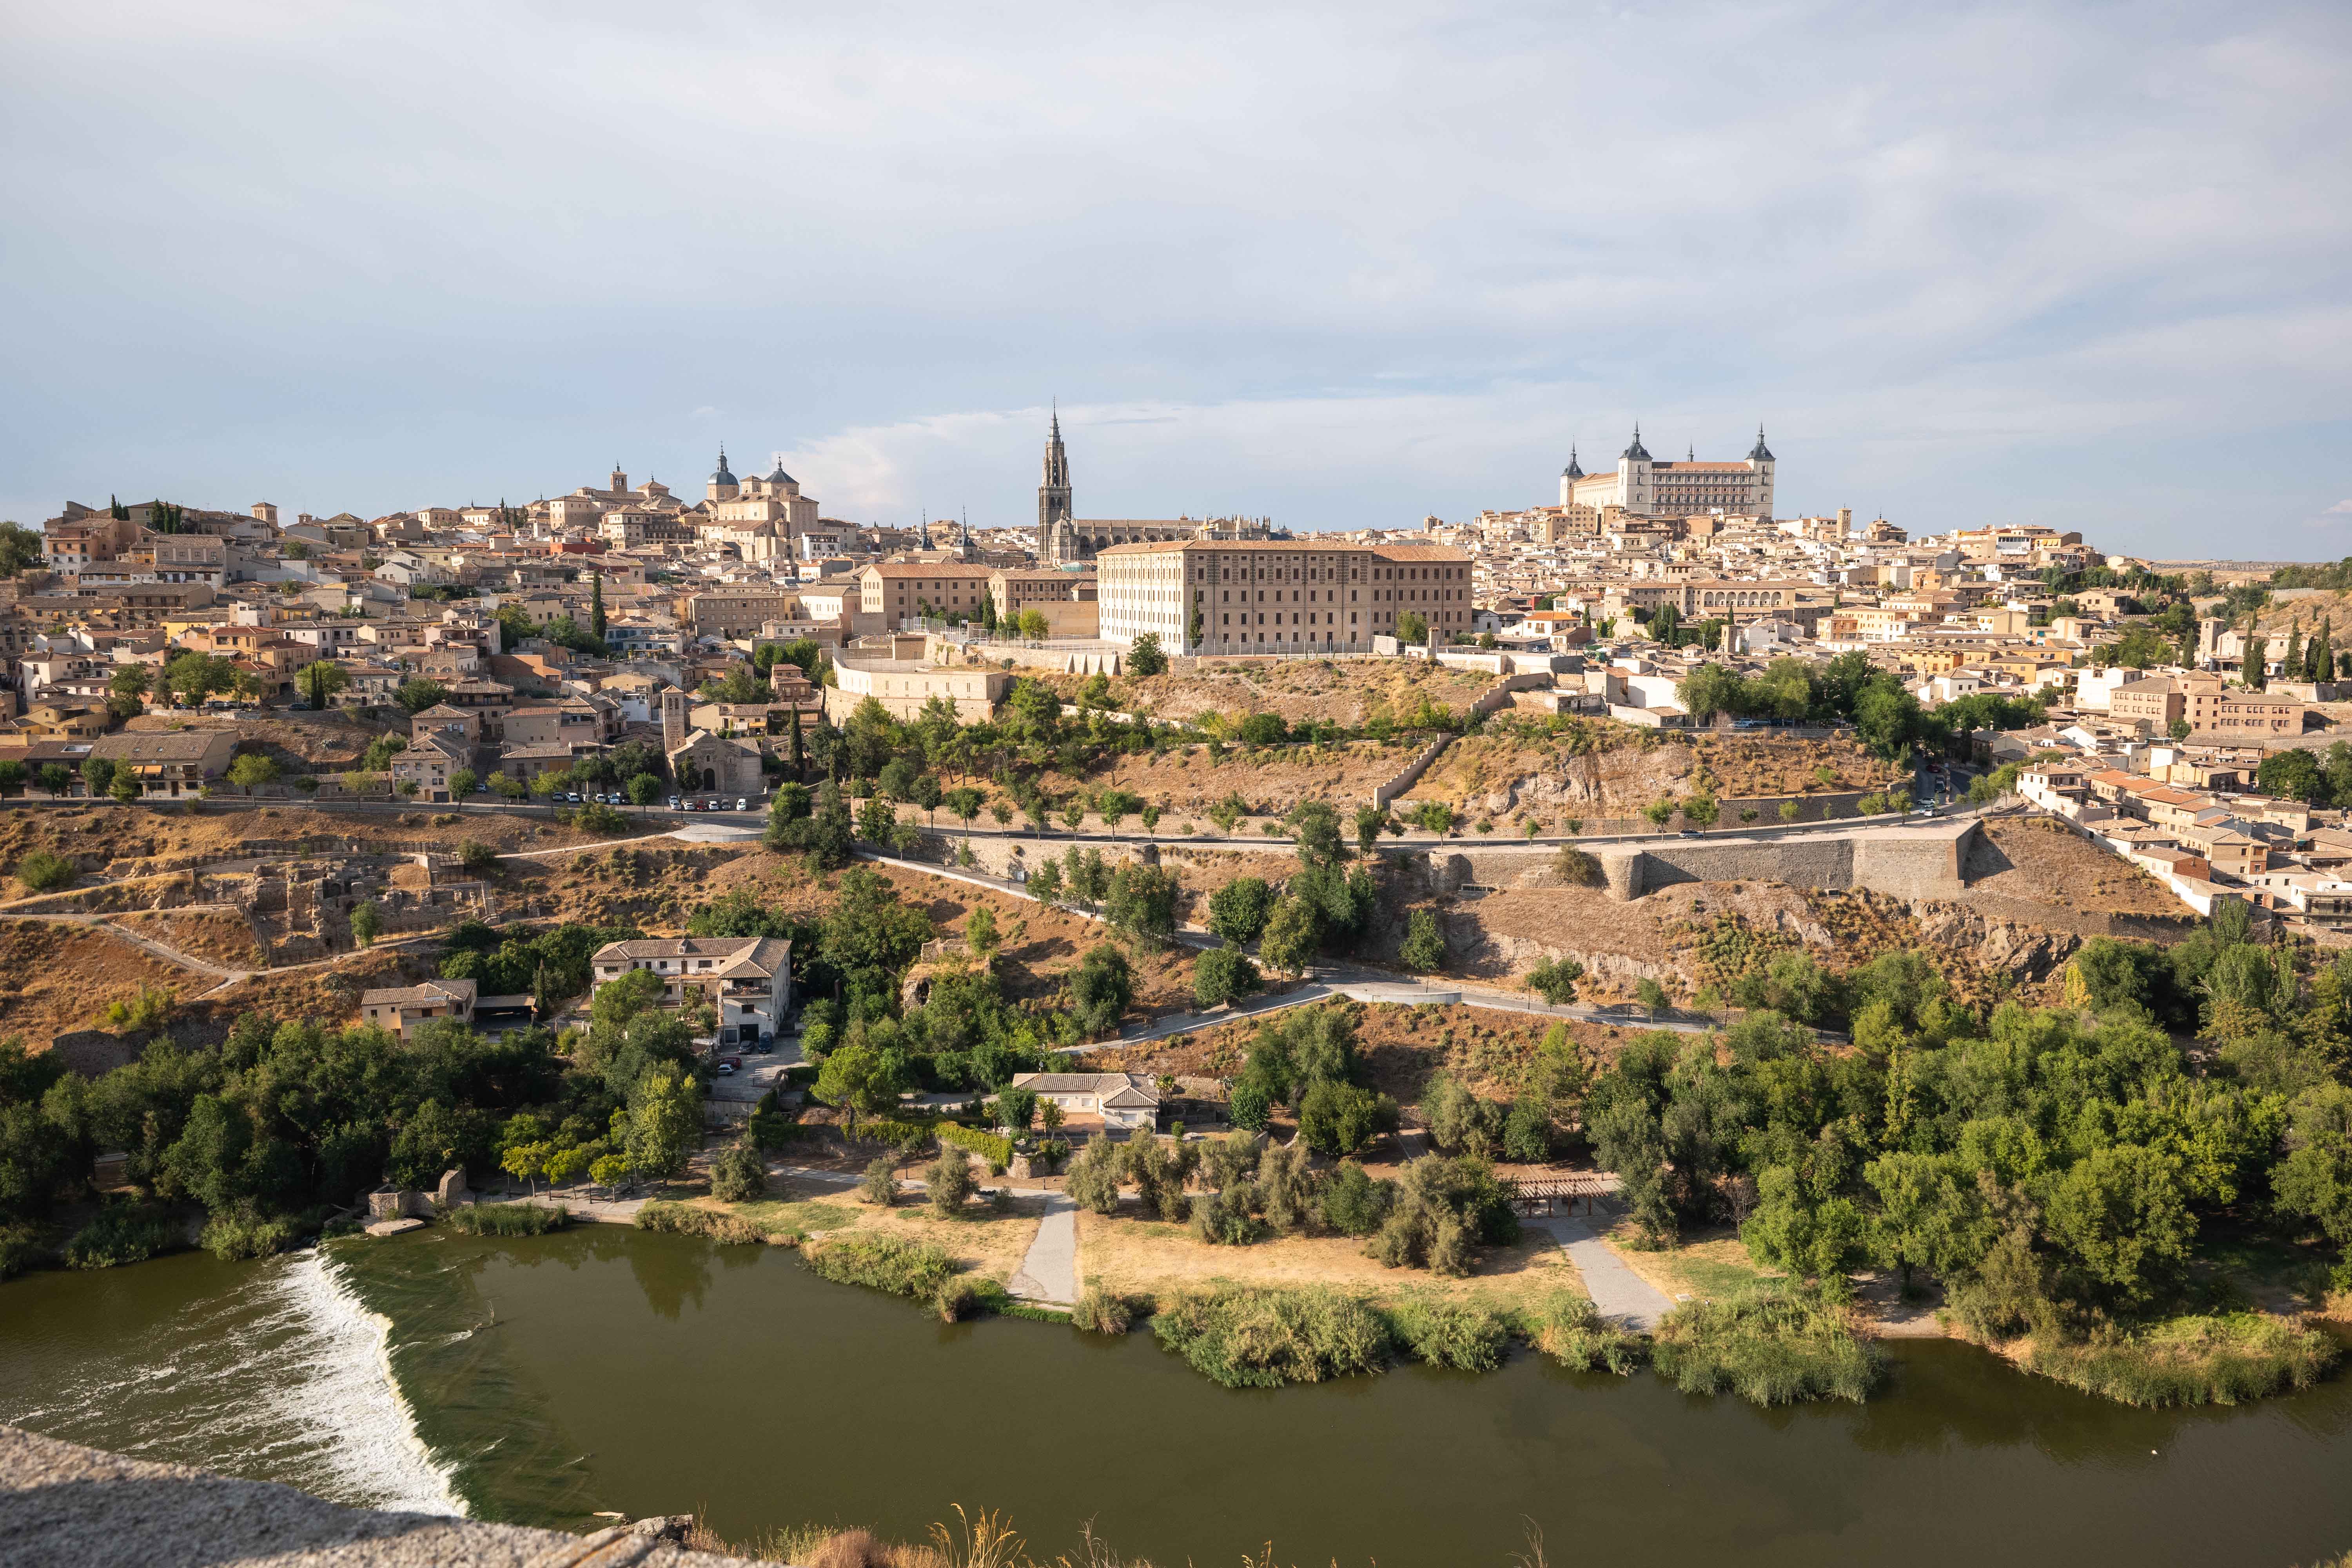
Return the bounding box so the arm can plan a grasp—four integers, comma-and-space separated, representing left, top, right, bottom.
1586, 896, 2352, 1406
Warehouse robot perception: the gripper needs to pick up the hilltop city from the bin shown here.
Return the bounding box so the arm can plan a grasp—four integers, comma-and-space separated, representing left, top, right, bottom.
3, 417, 2347, 929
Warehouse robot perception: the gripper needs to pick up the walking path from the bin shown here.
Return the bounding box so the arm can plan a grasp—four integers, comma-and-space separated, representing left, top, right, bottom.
1005, 1193, 1078, 1307
1524, 1212, 1673, 1330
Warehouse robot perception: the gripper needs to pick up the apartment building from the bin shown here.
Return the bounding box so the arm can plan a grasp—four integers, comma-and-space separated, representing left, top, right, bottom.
590, 936, 793, 1048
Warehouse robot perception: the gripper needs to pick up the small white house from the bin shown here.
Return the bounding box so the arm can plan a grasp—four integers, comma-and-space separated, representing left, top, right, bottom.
1009, 1071, 1161, 1132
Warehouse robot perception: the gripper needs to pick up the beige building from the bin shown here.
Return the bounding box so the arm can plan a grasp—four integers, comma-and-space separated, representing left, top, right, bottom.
827, 650, 1010, 721
682, 589, 799, 641
2186, 688, 2307, 740
1561, 428, 1775, 519
989, 568, 1098, 637
590, 935, 793, 1048
360, 978, 477, 1037
1094, 539, 1474, 655
858, 563, 995, 626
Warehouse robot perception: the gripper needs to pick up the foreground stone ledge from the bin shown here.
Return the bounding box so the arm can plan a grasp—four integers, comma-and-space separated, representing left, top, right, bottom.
0, 1424, 780, 1568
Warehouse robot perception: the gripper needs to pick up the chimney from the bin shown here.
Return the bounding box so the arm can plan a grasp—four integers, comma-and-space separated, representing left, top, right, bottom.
661, 687, 687, 752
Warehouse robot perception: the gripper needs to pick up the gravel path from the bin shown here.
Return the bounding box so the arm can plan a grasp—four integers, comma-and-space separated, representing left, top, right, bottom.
1006, 1193, 1078, 1307
1524, 1213, 1674, 1331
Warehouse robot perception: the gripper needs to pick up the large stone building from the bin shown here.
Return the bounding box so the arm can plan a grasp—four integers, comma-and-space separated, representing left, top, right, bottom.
1561, 427, 1776, 521
701, 448, 818, 560
1036, 412, 1283, 564
1095, 539, 1474, 656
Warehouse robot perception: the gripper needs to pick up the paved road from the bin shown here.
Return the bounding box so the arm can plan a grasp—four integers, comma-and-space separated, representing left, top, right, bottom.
1006, 1194, 1078, 1307
1524, 1213, 1674, 1330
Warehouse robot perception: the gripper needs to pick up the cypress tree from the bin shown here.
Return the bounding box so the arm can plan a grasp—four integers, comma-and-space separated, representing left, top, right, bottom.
2245, 613, 2267, 689
2314, 617, 2334, 684
589, 570, 606, 641
2284, 618, 2302, 682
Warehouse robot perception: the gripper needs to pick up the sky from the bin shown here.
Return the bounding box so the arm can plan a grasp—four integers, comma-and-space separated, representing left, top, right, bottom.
2, 0, 2348, 560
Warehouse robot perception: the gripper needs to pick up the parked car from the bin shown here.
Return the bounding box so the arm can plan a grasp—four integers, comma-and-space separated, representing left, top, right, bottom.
712, 1061, 736, 1076
667, 796, 682, 809
716, 1053, 744, 1069
734, 797, 749, 811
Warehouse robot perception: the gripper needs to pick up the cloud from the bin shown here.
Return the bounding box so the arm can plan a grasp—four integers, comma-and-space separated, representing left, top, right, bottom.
0, 1, 2348, 554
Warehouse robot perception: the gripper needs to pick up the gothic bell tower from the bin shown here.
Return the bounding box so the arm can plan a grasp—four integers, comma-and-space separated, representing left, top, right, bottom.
1038, 406, 1073, 563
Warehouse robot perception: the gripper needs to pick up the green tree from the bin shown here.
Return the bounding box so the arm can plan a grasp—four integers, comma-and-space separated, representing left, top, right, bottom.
622, 1064, 702, 1181
1193, 944, 1262, 1010
588, 570, 607, 642
296, 659, 350, 711
0, 522, 45, 576
394, 677, 447, 715
1395, 610, 1428, 644
814, 1044, 909, 1131
1105, 862, 1180, 949
349, 902, 383, 947
226, 753, 279, 796
1526, 956, 1584, 1005
1207, 877, 1274, 946
1070, 943, 1134, 1036
1258, 895, 1319, 979
1400, 909, 1446, 973
1127, 632, 1167, 676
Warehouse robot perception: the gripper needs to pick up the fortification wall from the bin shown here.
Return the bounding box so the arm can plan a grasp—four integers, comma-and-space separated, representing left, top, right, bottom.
1592, 820, 1977, 901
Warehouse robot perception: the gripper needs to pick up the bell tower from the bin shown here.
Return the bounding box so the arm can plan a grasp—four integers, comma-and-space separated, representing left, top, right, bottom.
1038, 406, 1073, 563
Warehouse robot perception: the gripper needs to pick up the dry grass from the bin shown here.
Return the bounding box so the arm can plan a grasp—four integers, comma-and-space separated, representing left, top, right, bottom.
0, 919, 211, 1044
713, 1174, 1042, 1281
1071, 1207, 1587, 1313
1600, 1223, 1777, 1304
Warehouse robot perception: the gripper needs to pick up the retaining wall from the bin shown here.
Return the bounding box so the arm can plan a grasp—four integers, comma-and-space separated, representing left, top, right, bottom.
1593, 819, 1978, 902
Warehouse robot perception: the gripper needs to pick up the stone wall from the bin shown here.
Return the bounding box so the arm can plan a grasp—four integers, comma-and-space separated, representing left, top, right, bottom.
1592, 820, 1977, 902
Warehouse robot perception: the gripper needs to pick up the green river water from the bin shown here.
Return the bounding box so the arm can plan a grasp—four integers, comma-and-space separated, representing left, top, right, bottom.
4, 1226, 2351, 1566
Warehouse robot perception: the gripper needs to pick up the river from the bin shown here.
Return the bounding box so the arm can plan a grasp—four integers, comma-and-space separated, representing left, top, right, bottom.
4, 1227, 2351, 1566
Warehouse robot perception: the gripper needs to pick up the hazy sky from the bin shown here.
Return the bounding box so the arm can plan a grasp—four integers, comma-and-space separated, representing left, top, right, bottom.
4, 1, 2348, 558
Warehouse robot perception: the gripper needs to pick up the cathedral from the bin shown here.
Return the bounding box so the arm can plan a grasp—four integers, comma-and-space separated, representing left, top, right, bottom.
1561, 426, 1776, 520
1036, 411, 1283, 564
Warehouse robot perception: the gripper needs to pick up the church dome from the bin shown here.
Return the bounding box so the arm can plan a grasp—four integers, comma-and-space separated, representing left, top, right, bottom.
709, 447, 736, 485
768, 461, 795, 485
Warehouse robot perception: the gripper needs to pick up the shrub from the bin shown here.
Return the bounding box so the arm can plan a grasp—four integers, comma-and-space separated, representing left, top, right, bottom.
1526, 955, 1584, 1005
858, 1156, 898, 1206
938, 1124, 1013, 1166
1651, 1282, 1884, 1405
841, 1116, 938, 1149
634, 1201, 765, 1244
709, 1144, 767, 1203
446, 1203, 569, 1236
200, 1210, 296, 1262
1385, 1296, 1511, 1372
1365, 1155, 1517, 1276
0, 1222, 51, 1281
1190, 1180, 1261, 1245
1072, 1286, 1136, 1336
577, 803, 630, 835
1399, 909, 1447, 972
1065, 1136, 1124, 1214
926, 1145, 979, 1216
933, 1276, 987, 1322
15, 851, 75, 892
1550, 846, 1602, 887
2022, 1313, 2341, 1407
1151, 1285, 1393, 1388
803, 1232, 958, 1302
1319, 1162, 1395, 1236
1527, 1292, 1644, 1375
62, 1203, 176, 1269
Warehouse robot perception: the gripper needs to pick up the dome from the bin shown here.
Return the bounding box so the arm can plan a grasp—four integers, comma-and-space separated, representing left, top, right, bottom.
709, 446, 736, 485
767, 461, 795, 485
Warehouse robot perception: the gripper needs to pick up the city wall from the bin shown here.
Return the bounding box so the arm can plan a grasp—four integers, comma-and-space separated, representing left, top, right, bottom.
1592, 819, 1976, 902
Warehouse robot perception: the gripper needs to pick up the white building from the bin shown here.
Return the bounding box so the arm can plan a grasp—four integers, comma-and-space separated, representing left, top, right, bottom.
1094, 538, 1474, 656
590, 936, 794, 1049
